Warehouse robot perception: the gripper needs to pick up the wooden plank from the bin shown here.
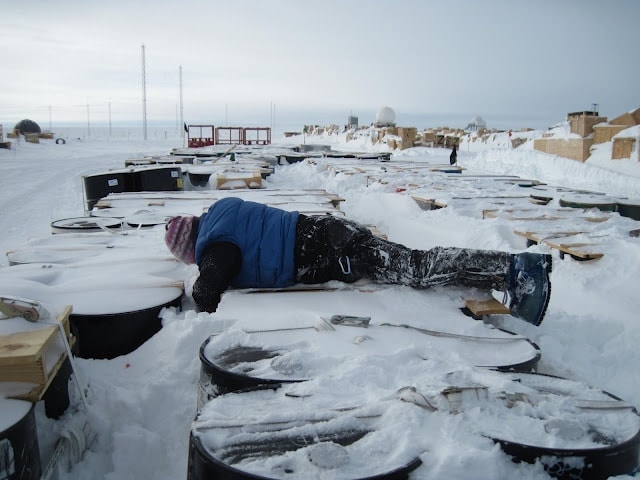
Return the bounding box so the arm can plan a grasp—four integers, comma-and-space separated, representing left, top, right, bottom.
411, 196, 447, 210
18, 345, 70, 402
464, 298, 510, 317
56, 305, 73, 339
542, 240, 604, 260
93, 199, 112, 208
483, 210, 564, 221
412, 196, 435, 210
0, 327, 57, 366
429, 165, 464, 172
514, 230, 586, 242
484, 209, 610, 222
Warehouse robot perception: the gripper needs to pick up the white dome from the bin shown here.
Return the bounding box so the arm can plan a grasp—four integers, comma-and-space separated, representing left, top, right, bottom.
471, 116, 486, 127
376, 106, 396, 124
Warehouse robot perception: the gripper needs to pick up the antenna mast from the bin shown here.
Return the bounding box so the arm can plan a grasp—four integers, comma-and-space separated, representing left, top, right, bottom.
179, 65, 184, 140
141, 44, 148, 140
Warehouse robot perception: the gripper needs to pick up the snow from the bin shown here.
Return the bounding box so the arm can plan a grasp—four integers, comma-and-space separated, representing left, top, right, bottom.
615, 125, 640, 139
0, 124, 639, 479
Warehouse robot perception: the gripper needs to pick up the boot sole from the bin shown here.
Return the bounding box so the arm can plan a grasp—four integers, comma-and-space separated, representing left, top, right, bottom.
509, 254, 553, 326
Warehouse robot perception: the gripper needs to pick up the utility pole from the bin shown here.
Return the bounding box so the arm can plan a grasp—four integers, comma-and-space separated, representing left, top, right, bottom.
86, 102, 91, 138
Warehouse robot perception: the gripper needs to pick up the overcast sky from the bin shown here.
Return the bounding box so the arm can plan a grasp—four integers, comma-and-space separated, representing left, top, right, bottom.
1, 0, 638, 131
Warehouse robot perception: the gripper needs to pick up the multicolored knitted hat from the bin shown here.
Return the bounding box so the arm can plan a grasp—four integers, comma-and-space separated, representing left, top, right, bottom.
164, 216, 198, 264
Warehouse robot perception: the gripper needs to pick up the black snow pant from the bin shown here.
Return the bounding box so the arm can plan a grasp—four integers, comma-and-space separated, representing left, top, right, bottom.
294, 215, 511, 291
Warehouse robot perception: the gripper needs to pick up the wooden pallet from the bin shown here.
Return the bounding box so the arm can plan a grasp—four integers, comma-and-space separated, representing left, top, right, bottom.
483, 208, 611, 222
0, 305, 73, 401
541, 240, 604, 261
429, 165, 465, 173
483, 209, 564, 221
515, 230, 605, 261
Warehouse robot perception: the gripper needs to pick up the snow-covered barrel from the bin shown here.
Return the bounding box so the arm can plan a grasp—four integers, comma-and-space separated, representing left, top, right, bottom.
197, 336, 301, 410
558, 194, 618, 212
157, 155, 195, 164
50, 216, 123, 235
0, 258, 185, 360
0, 398, 41, 480
123, 211, 168, 228
69, 287, 183, 359
616, 198, 640, 220
298, 144, 331, 153
196, 315, 541, 411
188, 388, 423, 480
276, 152, 313, 165
483, 372, 640, 479
354, 152, 392, 161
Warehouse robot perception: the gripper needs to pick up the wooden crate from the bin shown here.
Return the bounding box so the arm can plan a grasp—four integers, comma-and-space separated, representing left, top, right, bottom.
24, 133, 40, 144
216, 172, 263, 190
0, 305, 73, 401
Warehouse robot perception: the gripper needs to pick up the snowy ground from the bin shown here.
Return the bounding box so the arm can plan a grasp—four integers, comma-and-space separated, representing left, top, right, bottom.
0, 124, 639, 479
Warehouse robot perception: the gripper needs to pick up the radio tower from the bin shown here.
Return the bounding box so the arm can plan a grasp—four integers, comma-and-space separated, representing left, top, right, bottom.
141, 44, 148, 141
179, 65, 184, 141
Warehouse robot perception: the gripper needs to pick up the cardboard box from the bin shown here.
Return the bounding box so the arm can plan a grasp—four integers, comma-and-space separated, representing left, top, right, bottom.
593, 124, 628, 144
534, 137, 593, 162
609, 108, 640, 126
612, 137, 637, 160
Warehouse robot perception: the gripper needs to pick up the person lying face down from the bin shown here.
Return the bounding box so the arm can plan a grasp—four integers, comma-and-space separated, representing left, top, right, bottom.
165, 197, 552, 326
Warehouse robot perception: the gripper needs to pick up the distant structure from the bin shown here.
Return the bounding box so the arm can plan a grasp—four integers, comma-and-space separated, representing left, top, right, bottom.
185, 124, 271, 147
534, 106, 640, 162
0, 124, 10, 149
347, 114, 358, 129
374, 106, 396, 127
14, 119, 41, 135
465, 116, 487, 131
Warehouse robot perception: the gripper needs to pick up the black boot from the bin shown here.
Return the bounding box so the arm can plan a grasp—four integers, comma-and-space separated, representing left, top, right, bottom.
507, 253, 552, 326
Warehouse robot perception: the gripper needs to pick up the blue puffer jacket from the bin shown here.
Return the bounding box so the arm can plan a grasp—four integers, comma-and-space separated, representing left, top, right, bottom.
195, 197, 299, 288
